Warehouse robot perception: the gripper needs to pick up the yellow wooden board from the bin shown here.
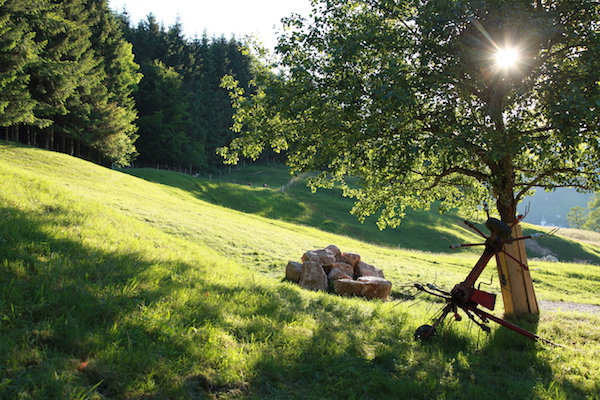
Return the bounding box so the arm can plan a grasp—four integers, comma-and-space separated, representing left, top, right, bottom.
495, 224, 539, 314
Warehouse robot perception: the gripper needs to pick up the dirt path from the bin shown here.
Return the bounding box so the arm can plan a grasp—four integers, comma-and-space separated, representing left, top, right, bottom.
539, 300, 600, 314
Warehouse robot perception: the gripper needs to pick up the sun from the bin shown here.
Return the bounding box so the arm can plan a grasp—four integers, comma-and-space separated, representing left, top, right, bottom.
495, 47, 519, 68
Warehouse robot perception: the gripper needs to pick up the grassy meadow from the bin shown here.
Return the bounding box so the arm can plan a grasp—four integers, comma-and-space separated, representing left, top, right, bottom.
1, 141, 600, 399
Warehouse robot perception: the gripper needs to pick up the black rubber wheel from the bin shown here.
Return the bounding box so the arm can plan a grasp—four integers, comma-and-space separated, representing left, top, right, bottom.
485, 218, 512, 239
414, 324, 436, 340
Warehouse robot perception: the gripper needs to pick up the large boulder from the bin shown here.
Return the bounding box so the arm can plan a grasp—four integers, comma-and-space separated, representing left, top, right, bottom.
299, 261, 328, 292
302, 249, 336, 271
328, 262, 353, 278
341, 252, 361, 268
325, 245, 343, 262
333, 277, 392, 300
357, 276, 392, 299
285, 261, 303, 283
355, 261, 384, 278
328, 267, 353, 281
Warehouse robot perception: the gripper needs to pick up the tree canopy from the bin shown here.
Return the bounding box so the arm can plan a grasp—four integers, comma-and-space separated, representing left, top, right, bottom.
221, 0, 600, 226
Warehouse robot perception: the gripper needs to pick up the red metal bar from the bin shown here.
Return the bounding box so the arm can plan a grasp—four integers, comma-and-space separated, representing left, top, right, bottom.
463, 220, 487, 238
461, 244, 497, 289
470, 307, 565, 347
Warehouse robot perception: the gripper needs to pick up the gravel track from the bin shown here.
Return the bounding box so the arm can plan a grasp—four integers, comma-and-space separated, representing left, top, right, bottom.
539, 300, 600, 314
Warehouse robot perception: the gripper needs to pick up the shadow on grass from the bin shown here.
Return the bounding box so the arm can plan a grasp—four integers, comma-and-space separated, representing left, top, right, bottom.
0, 205, 194, 398
241, 301, 560, 400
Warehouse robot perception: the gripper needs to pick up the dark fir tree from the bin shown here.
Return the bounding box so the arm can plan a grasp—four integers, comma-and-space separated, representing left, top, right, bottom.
81, 0, 141, 165
0, 0, 140, 165
122, 14, 256, 171
134, 60, 192, 166
0, 0, 40, 136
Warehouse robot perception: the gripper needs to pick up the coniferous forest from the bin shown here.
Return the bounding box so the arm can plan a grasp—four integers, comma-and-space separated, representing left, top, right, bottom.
0, 0, 256, 172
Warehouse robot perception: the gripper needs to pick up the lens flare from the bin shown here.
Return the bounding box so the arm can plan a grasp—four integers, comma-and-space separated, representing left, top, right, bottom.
495, 48, 519, 68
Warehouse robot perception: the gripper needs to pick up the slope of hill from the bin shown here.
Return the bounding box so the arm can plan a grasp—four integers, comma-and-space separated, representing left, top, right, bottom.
123, 163, 600, 264
1, 141, 600, 399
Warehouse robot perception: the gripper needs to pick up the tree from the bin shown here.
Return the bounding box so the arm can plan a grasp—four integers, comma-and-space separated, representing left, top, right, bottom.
0, 0, 140, 164
121, 13, 255, 171
567, 206, 588, 229
0, 0, 39, 130
82, 0, 140, 165
577, 194, 600, 232
221, 0, 600, 228
134, 60, 192, 165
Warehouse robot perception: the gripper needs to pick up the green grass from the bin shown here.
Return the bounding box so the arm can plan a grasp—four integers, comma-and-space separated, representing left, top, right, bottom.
1, 141, 600, 399
123, 163, 600, 265
122, 165, 488, 253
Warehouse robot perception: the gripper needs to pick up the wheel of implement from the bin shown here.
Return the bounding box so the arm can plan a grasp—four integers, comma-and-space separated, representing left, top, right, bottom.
414, 324, 436, 341
485, 218, 512, 239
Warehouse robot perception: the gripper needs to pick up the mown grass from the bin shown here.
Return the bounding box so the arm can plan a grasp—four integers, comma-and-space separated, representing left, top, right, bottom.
123, 163, 600, 265
1, 141, 600, 399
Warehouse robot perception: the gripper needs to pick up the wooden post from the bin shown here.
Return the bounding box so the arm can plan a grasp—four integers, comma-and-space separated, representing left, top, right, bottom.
495, 224, 539, 314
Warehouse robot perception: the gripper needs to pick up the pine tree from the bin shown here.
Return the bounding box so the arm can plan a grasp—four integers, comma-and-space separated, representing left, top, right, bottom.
120, 14, 257, 171
82, 0, 141, 165
0, 0, 39, 134
134, 60, 192, 166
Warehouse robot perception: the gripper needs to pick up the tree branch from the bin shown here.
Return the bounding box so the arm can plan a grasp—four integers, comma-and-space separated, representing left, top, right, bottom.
515, 168, 594, 200
419, 166, 490, 191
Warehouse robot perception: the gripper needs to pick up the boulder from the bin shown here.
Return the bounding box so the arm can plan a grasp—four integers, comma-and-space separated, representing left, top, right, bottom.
285, 261, 303, 283
332, 279, 359, 297
357, 276, 392, 299
302, 249, 336, 270
325, 244, 343, 262
341, 252, 361, 268
355, 261, 384, 278
333, 277, 392, 300
330, 262, 354, 278
299, 261, 328, 292
328, 267, 352, 281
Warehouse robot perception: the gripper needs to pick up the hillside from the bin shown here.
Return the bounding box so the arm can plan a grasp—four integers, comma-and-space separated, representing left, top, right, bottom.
122, 163, 600, 265
1, 141, 600, 399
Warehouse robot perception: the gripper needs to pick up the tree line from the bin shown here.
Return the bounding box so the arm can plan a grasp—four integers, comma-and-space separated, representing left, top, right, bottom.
120, 13, 255, 172
1, 0, 256, 171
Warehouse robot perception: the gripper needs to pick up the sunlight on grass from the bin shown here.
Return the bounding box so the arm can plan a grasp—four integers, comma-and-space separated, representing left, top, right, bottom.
1, 142, 600, 399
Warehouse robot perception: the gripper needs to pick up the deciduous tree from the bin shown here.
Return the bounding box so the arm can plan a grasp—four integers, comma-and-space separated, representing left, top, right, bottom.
222, 0, 600, 227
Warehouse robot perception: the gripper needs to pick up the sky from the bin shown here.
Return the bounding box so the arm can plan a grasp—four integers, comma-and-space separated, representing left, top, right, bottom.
108, 0, 313, 51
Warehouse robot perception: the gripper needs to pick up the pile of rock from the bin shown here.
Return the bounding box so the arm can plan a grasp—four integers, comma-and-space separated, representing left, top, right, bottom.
285, 245, 392, 300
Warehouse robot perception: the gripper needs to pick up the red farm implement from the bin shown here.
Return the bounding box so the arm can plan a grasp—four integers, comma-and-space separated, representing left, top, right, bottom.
412, 216, 562, 347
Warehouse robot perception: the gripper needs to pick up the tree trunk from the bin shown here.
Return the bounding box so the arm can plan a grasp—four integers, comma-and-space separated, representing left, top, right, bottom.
493, 157, 518, 224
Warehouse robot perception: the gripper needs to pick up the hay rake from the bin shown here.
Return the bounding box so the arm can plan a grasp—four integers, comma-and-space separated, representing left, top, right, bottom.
412, 216, 561, 347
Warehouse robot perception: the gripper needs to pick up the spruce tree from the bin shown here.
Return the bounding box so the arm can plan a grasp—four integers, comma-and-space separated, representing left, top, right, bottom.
0, 0, 39, 133
134, 60, 192, 166
83, 0, 140, 165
